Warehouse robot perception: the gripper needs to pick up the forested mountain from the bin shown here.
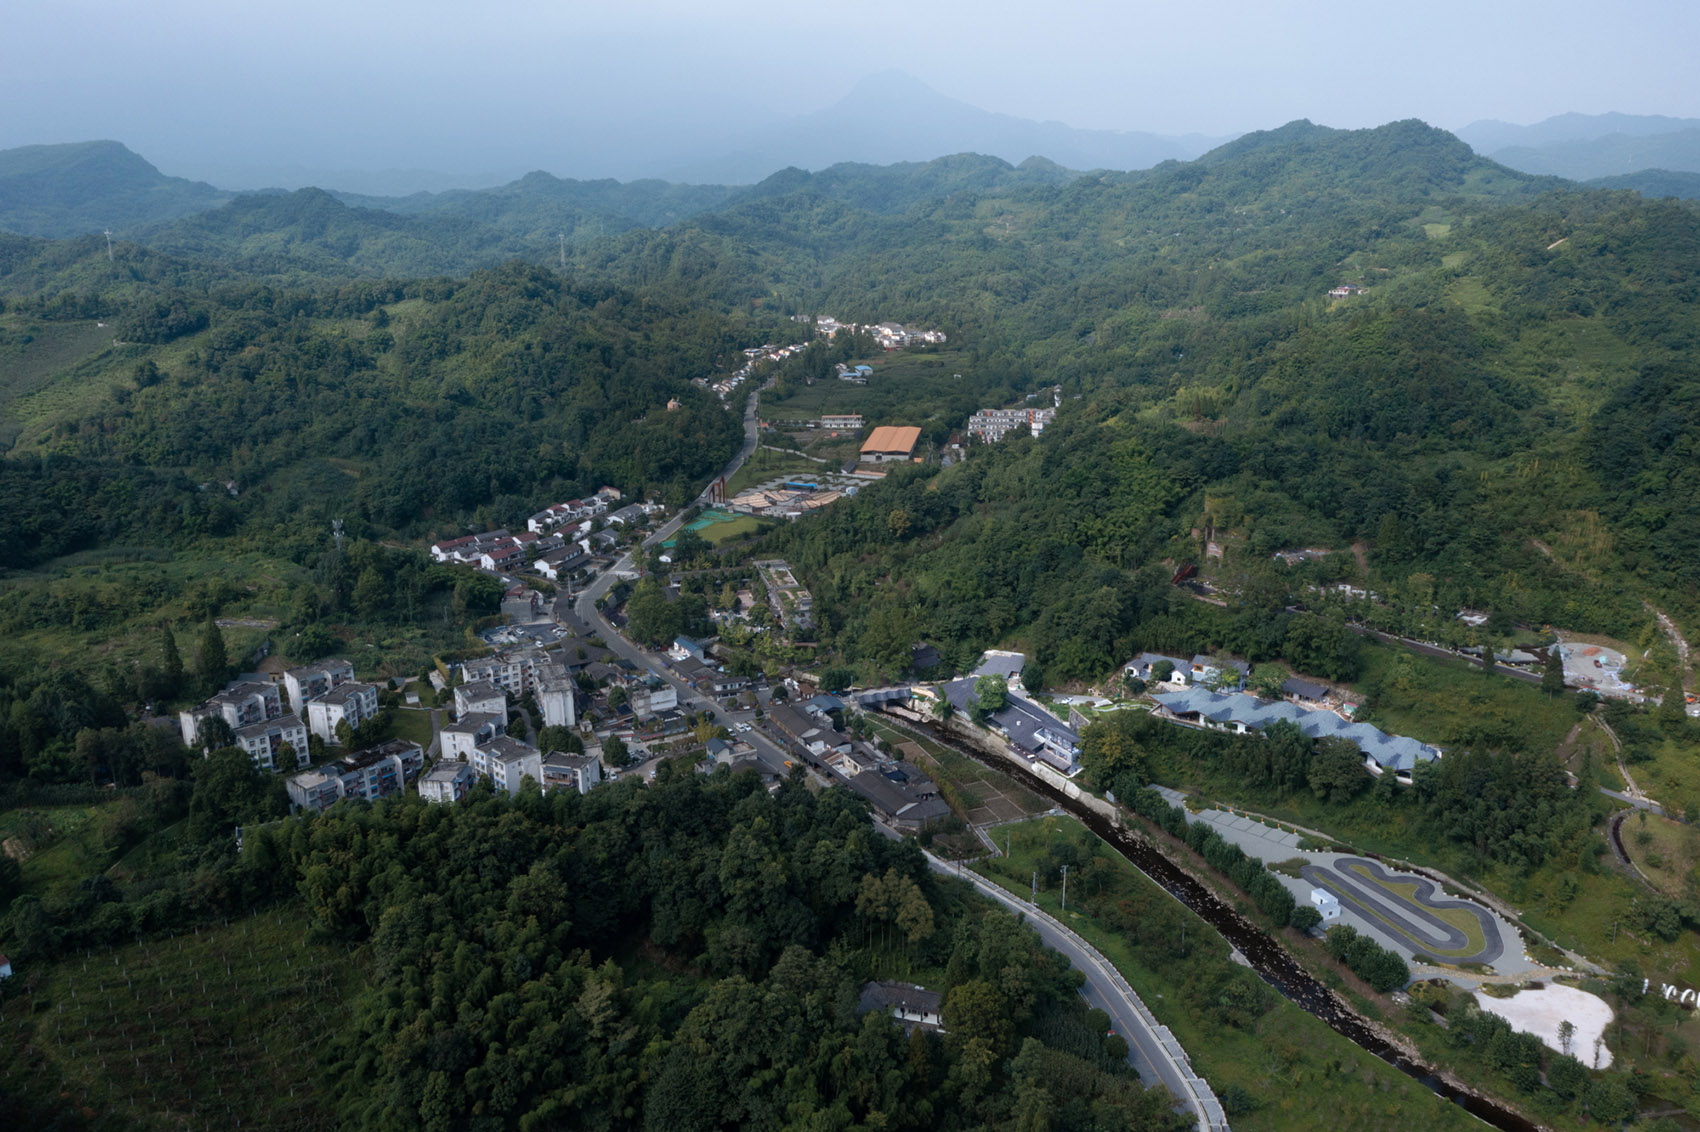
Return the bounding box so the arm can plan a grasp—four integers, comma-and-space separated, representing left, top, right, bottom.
1587, 168, 1700, 198
1490, 128, 1700, 181
4, 114, 1700, 712
133, 188, 525, 278
0, 262, 748, 569
1458, 112, 1700, 181
704, 120, 1700, 680
0, 141, 230, 238
1456, 112, 1700, 154
334, 170, 740, 237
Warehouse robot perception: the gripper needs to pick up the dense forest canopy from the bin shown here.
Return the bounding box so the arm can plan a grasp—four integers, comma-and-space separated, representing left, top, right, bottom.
1, 115, 1698, 742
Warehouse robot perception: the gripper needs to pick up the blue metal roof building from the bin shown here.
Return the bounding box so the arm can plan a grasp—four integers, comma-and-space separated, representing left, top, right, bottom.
1152, 688, 1439, 774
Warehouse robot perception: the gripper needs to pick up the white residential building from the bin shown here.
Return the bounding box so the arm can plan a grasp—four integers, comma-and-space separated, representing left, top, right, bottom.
471, 736, 543, 795
419, 759, 479, 804
629, 683, 678, 721
541, 750, 602, 795
285, 740, 423, 811
305, 682, 381, 744
537, 672, 577, 729
235, 713, 310, 773
462, 647, 553, 697
283, 659, 356, 716
967, 406, 1056, 444
454, 680, 507, 721
179, 681, 284, 747
440, 712, 506, 761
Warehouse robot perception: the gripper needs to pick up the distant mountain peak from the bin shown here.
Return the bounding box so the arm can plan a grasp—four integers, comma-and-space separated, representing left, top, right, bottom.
1457, 112, 1700, 181
648, 71, 1234, 184
0, 139, 229, 237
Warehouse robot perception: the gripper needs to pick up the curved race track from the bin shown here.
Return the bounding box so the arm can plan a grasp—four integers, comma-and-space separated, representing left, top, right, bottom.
1299, 856, 1504, 965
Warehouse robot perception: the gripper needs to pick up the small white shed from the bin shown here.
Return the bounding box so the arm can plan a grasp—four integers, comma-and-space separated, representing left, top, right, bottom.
1311, 888, 1341, 922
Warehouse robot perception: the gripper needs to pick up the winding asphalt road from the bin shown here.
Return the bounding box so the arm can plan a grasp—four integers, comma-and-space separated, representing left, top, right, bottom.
924, 850, 1227, 1131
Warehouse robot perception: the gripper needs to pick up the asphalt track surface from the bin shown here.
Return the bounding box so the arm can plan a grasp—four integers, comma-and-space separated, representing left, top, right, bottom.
1300, 856, 1504, 965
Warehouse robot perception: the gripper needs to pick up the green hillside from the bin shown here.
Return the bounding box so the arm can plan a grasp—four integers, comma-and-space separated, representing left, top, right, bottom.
0, 141, 231, 238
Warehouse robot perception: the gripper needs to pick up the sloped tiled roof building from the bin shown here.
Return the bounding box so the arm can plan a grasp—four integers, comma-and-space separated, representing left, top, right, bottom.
1152, 688, 1439, 774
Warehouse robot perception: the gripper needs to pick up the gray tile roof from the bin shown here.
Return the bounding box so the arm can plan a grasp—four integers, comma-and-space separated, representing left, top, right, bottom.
1281, 677, 1331, 701
1152, 688, 1439, 772
941, 679, 1079, 760
971, 652, 1026, 680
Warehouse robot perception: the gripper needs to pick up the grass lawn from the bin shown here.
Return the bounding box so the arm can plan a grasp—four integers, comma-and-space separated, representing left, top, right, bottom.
1619, 808, 1700, 902
389, 706, 435, 750
663, 509, 769, 547
0, 903, 356, 1131
970, 817, 1482, 1132
701, 513, 767, 545
724, 449, 824, 497
1350, 638, 1578, 755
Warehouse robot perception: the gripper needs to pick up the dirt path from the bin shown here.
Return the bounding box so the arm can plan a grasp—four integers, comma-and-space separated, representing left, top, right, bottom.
1594, 716, 1646, 801
1645, 601, 1692, 695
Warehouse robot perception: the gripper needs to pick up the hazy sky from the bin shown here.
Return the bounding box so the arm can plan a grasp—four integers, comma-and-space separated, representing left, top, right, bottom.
5, 0, 1698, 187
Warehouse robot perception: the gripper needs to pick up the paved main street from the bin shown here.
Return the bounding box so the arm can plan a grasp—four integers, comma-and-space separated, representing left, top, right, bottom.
571, 391, 802, 780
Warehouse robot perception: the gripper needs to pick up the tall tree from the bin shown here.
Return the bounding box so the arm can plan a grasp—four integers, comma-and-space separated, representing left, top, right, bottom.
160, 624, 184, 697
1542, 646, 1566, 697
197, 618, 229, 691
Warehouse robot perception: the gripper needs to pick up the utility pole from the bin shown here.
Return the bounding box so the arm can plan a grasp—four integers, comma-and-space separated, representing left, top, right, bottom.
1031, 870, 1037, 905
1060, 864, 1068, 914
104, 228, 114, 261
1005, 829, 1011, 859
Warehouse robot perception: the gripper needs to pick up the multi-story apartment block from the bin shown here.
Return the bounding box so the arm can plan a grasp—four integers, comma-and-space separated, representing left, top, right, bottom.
285, 740, 424, 812
419, 759, 479, 804
235, 713, 310, 773
536, 666, 577, 729
541, 750, 602, 795
282, 659, 356, 716
305, 681, 380, 744
179, 681, 284, 747
453, 680, 507, 721
440, 712, 506, 761
471, 736, 543, 795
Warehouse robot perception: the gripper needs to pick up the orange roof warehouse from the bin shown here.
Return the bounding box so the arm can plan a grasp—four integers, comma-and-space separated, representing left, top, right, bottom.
859, 426, 922, 463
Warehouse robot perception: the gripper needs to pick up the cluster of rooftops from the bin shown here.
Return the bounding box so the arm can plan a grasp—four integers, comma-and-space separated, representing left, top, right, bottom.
1151, 687, 1440, 774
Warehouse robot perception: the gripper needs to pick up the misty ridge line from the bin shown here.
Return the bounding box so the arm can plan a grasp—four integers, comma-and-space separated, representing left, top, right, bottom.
7, 70, 1698, 201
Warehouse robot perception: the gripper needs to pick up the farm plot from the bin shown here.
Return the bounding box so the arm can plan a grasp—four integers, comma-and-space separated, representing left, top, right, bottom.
0, 903, 358, 1131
